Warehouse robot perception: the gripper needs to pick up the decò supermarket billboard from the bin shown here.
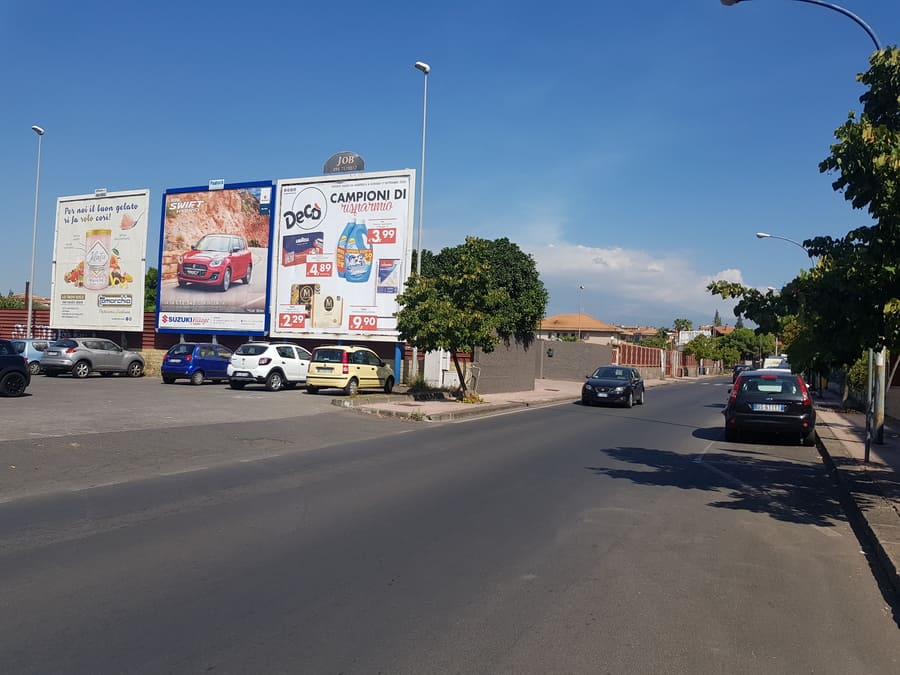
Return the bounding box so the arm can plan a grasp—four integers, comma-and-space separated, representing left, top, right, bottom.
269, 170, 415, 342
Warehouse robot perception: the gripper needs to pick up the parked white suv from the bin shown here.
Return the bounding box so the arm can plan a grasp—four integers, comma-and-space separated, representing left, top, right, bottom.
228, 342, 311, 391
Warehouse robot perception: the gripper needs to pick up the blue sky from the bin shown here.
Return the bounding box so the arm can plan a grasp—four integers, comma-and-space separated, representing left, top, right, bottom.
2, 0, 897, 329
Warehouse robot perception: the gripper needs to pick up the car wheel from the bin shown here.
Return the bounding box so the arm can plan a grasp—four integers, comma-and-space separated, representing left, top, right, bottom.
383, 376, 394, 394
638, 387, 645, 405
725, 426, 739, 442
126, 361, 144, 378
0, 372, 27, 397
243, 264, 252, 285
344, 377, 359, 396
190, 370, 205, 386
624, 391, 633, 408
27, 361, 41, 376
219, 268, 232, 292
162, 375, 176, 384
72, 360, 91, 379
265, 371, 284, 392
802, 430, 817, 446
306, 385, 319, 394
230, 381, 246, 390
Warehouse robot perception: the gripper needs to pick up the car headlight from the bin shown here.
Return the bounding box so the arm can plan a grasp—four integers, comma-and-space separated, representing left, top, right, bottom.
209, 258, 224, 267
583, 384, 594, 392
612, 386, 625, 393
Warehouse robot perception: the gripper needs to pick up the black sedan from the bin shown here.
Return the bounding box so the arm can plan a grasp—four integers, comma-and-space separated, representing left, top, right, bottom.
723, 369, 816, 445
732, 363, 752, 382
582, 366, 644, 408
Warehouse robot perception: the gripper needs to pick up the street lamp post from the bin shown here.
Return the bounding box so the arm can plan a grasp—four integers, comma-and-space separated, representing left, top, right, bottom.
577, 285, 584, 341
26, 125, 45, 341
725, 0, 885, 449
755, 231, 809, 254
721, 0, 882, 51
411, 60, 430, 380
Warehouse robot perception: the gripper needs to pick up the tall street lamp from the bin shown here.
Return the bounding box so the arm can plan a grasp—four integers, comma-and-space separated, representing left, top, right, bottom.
26, 125, 45, 341
577, 285, 584, 341
755, 231, 809, 254
721, 0, 882, 50
411, 61, 430, 379
722, 0, 885, 448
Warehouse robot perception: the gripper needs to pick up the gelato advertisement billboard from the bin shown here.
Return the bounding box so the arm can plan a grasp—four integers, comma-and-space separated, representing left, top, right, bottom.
156, 181, 274, 335
270, 171, 414, 341
50, 189, 150, 332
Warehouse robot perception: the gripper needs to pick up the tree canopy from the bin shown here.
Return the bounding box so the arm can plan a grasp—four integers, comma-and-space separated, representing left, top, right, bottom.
395, 236, 548, 393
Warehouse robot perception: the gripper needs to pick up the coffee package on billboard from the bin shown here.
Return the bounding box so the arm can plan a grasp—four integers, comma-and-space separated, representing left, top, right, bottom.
282, 232, 323, 266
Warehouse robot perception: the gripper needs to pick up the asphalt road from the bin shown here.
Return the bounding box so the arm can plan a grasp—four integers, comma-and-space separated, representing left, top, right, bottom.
1, 378, 899, 673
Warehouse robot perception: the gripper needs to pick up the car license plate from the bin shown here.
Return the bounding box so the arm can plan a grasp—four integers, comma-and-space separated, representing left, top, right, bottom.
595, 392, 608, 398
46, 351, 58, 356
169, 358, 181, 363
752, 403, 785, 412
317, 366, 333, 373
233, 371, 250, 378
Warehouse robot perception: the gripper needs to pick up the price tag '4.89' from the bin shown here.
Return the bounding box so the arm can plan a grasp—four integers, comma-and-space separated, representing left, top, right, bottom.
306, 261, 334, 277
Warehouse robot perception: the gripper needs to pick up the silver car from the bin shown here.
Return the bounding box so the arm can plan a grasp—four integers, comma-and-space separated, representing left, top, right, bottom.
41, 338, 145, 378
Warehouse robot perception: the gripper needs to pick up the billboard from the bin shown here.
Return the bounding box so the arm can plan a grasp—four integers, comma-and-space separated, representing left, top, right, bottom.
50, 189, 150, 331
270, 170, 414, 341
156, 181, 274, 335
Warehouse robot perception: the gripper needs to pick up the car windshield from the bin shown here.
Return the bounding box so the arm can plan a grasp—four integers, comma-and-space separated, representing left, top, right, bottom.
313, 349, 345, 363
167, 344, 194, 356
235, 344, 268, 356
739, 375, 801, 396
50, 339, 77, 349
195, 235, 232, 253
591, 366, 629, 380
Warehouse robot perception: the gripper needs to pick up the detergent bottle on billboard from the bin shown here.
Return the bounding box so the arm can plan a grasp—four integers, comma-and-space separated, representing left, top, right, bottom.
344, 220, 373, 283
335, 220, 356, 278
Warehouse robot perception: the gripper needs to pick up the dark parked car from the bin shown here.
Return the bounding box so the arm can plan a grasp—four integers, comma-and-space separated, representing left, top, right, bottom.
161, 342, 233, 385
732, 364, 752, 383
582, 365, 644, 408
0, 339, 31, 397
12, 338, 51, 375
41, 338, 145, 378
177, 233, 252, 292
724, 369, 816, 445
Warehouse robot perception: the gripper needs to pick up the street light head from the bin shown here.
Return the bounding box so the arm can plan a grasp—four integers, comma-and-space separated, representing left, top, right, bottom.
755, 232, 770, 239
31, 125, 45, 136
414, 61, 430, 74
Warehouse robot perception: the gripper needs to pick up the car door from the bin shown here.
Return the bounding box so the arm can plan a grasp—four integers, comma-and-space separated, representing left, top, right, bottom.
631, 368, 643, 396
358, 349, 382, 389
100, 340, 124, 371
81, 339, 107, 370
284, 346, 310, 382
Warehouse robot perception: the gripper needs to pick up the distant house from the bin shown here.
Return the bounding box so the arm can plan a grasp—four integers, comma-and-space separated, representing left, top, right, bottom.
618, 325, 661, 344
538, 313, 626, 345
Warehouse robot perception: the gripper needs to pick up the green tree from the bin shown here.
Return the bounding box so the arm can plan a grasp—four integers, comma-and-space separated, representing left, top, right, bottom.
639, 328, 671, 349
713, 309, 722, 327
395, 237, 547, 394
0, 291, 24, 309
683, 334, 719, 363
673, 318, 693, 332
144, 267, 159, 312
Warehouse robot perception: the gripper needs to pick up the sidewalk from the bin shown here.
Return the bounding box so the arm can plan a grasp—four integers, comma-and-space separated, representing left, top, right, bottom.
344, 376, 900, 595
813, 387, 900, 596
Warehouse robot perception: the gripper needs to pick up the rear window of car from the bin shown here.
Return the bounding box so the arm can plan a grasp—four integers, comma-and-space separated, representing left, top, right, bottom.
235, 344, 269, 356
51, 339, 78, 349
739, 375, 801, 395
167, 343, 195, 356
313, 348, 346, 363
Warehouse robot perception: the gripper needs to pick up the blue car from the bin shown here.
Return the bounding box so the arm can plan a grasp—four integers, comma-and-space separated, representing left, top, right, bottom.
161, 342, 233, 385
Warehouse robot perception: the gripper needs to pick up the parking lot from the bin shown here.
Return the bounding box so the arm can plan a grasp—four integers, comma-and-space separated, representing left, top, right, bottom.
2, 372, 346, 442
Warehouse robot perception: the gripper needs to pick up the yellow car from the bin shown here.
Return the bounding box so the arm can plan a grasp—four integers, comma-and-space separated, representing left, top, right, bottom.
306, 345, 394, 396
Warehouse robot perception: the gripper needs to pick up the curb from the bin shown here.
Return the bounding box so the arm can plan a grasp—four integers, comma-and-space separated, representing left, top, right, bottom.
333, 394, 576, 422
815, 420, 900, 599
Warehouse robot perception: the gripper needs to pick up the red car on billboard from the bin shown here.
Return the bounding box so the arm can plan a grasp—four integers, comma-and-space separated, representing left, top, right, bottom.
177, 233, 252, 292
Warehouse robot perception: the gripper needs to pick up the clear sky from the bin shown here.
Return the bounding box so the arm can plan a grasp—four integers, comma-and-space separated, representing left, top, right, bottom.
2, 0, 897, 329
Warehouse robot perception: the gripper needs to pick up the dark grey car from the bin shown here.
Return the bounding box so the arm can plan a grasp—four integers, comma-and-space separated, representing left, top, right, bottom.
582, 365, 645, 408
723, 369, 816, 445
41, 338, 145, 378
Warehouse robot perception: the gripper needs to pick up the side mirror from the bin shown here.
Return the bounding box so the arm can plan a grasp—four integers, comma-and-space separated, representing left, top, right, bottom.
191, 244, 197, 250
